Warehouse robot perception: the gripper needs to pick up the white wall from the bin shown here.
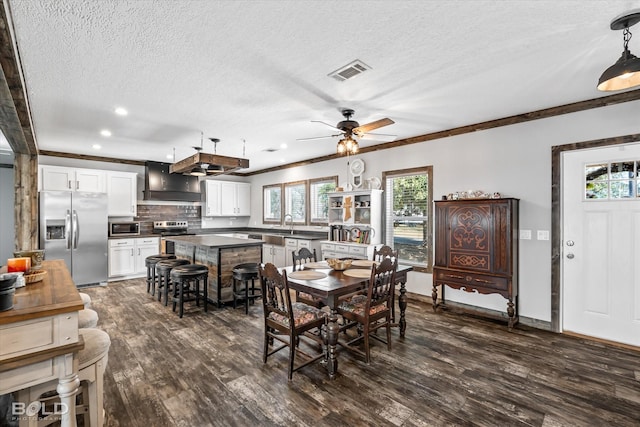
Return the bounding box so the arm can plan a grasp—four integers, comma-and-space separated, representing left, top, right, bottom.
0, 167, 15, 264
246, 100, 640, 323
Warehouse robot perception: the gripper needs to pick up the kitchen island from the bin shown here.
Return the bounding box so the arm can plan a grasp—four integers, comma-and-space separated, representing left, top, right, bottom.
0, 259, 84, 427
166, 235, 263, 307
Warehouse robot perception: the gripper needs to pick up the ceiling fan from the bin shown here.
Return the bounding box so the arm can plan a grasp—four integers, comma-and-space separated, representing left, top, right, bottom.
297, 109, 395, 142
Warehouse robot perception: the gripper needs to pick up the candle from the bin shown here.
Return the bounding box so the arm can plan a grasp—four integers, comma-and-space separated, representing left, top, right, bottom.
7, 257, 31, 273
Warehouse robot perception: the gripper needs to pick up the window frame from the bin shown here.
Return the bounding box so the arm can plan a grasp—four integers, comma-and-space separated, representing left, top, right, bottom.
284, 180, 308, 224
262, 183, 283, 224
309, 175, 338, 225
382, 166, 433, 273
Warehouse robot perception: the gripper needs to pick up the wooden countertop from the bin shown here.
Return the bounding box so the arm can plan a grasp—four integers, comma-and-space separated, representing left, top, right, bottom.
165, 234, 264, 248
0, 259, 84, 325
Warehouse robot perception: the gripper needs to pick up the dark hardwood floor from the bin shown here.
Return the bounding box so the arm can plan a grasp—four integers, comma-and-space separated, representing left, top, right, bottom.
81, 278, 640, 427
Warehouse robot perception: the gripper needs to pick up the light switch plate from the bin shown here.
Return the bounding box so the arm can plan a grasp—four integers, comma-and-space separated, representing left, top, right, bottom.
519, 230, 532, 240
537, 230, 550, 240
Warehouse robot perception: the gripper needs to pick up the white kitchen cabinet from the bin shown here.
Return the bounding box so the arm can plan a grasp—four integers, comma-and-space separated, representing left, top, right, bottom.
263, 243, 286, 268
203, 180, 222, 216
320, 241, 376, 260
40, 165, 106, 193
203, 180, 250, 217
107, 171, 137, 216
108, 236, 160, 280
108, 239, 136, 277
284, 237, 322, 266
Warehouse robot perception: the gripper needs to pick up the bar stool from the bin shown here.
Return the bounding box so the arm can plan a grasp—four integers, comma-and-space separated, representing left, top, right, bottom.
16, 327, 111, 427
145, 254, 176, 296
170, 264, 209, 318
79, 292, 92, 308
78, 308, 98, 328
232, 262, 260, 314
156, 258, 190, 306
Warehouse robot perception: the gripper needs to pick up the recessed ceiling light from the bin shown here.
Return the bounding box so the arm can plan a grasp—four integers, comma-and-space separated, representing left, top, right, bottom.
280, 143, 287, 149
114, 107, 128, 116
166, 154, 173, 160
92, 144, 101, 150
100, 129, 112, 137
280, 158, 285, 163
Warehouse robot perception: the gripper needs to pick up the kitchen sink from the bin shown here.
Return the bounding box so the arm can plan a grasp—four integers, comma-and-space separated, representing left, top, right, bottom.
261, 234, 285, 246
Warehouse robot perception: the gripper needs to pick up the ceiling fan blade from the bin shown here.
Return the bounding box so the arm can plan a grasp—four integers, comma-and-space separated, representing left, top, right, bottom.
353, 118, 394, 136
360, 132, 397, 142
311, 120, 342, 132
296, 133, 341, 142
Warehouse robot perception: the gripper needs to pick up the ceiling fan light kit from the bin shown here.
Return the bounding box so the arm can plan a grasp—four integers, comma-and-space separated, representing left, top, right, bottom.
598, 9, 640, 91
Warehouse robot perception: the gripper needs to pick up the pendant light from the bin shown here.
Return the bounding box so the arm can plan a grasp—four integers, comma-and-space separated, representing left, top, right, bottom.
597, 9, 640, 91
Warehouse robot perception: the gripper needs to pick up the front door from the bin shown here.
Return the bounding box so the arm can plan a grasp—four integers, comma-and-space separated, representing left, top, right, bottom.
562, 143, 640, 346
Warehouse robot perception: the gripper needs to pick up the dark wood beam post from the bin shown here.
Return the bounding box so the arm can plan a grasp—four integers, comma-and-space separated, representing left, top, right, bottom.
1, 2, 39, 251
13, 153, 38, 250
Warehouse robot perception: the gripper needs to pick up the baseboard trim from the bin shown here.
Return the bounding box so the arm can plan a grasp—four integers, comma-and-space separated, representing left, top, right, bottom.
405, 291, 552, 331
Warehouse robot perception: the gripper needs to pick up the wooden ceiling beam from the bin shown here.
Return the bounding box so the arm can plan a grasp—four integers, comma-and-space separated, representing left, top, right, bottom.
0, 2, 36, 155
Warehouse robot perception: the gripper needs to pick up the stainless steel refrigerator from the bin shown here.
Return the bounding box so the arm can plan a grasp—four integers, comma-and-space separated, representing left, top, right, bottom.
39, 191, 108, 286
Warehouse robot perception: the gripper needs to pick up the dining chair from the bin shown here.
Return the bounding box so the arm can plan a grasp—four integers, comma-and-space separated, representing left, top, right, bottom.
373, 244, 398, 262
336, 256, 398, 364
291, 247, 325, 308
372, 244, 398, 320
258, 262, 327, 380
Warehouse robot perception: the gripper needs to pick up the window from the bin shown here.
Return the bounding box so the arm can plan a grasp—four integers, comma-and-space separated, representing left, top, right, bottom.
263, 184, 282, 224
309, 176, 338, 225
585, 160, 640, 199
383, 166, 433, 272
284, 181, 306, 224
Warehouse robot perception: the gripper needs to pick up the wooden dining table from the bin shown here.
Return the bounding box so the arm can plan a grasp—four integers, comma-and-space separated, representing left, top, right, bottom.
285, 262, 412, 379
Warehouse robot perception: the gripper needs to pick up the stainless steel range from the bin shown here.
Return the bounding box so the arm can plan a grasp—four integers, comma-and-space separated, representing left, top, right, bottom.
153, 221, 194, 254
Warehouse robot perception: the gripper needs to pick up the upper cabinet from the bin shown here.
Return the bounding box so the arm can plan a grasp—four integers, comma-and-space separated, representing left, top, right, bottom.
203, 180, 250, 217
40, 165, 138, 217
40, 165, 105, 193
106, 171, 138, 216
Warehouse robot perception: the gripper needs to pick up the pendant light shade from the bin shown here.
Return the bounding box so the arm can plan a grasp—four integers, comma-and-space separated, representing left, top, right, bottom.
598, 9, 640, 91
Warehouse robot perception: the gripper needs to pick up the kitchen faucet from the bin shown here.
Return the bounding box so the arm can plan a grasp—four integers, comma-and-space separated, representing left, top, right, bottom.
284, 214, 294, 235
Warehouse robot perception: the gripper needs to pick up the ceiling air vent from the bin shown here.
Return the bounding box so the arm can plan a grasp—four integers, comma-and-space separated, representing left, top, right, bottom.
328, 59, 371, 82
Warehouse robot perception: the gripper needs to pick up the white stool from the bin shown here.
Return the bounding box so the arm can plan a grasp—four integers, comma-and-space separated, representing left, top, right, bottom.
79, 292, 91, 308
17, 328, 111, 427
78, 308, 98, 328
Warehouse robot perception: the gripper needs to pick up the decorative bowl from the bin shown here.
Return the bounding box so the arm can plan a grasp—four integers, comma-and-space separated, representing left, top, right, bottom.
24, 270, 47, 284
327, 258, 352, 271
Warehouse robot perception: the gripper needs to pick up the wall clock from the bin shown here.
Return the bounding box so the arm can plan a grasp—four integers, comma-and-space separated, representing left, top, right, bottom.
350, 159, 365, 176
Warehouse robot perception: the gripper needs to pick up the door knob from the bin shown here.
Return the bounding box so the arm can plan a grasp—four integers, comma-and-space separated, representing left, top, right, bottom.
566, 253, 575, 259
566, 240, 575, 246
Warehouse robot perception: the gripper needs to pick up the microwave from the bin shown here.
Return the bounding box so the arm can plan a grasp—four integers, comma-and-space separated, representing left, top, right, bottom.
109, 221, 140, 237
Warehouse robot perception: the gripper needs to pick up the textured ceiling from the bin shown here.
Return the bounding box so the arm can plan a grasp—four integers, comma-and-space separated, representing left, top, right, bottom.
4, 0, 639, 172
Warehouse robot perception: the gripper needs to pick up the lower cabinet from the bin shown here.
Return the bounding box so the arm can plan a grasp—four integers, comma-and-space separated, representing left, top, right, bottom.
320, 241, 376, 260
284, 238, 323, 266
108, 237, 160, 280
262, 243, 286, 268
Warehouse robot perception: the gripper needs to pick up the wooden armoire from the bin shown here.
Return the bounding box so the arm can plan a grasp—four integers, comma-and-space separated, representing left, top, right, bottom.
433, 198, 519, 329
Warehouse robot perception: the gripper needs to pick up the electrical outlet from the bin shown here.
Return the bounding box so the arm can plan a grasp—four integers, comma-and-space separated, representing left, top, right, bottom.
537, 230, 550, 241
519, 229, 531, 240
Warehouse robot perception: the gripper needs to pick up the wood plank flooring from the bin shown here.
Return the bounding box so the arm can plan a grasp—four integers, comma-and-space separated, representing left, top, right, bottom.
81, 278, 640, 427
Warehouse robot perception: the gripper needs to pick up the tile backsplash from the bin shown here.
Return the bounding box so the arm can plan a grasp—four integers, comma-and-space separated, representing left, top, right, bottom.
135, 204, 202, 234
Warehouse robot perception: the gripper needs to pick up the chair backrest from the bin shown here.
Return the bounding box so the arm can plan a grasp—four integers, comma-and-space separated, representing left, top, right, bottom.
373, 245, 397, 262
258, 262, 294, 324
292, 247, 317, 271
365, 257, 398, 315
